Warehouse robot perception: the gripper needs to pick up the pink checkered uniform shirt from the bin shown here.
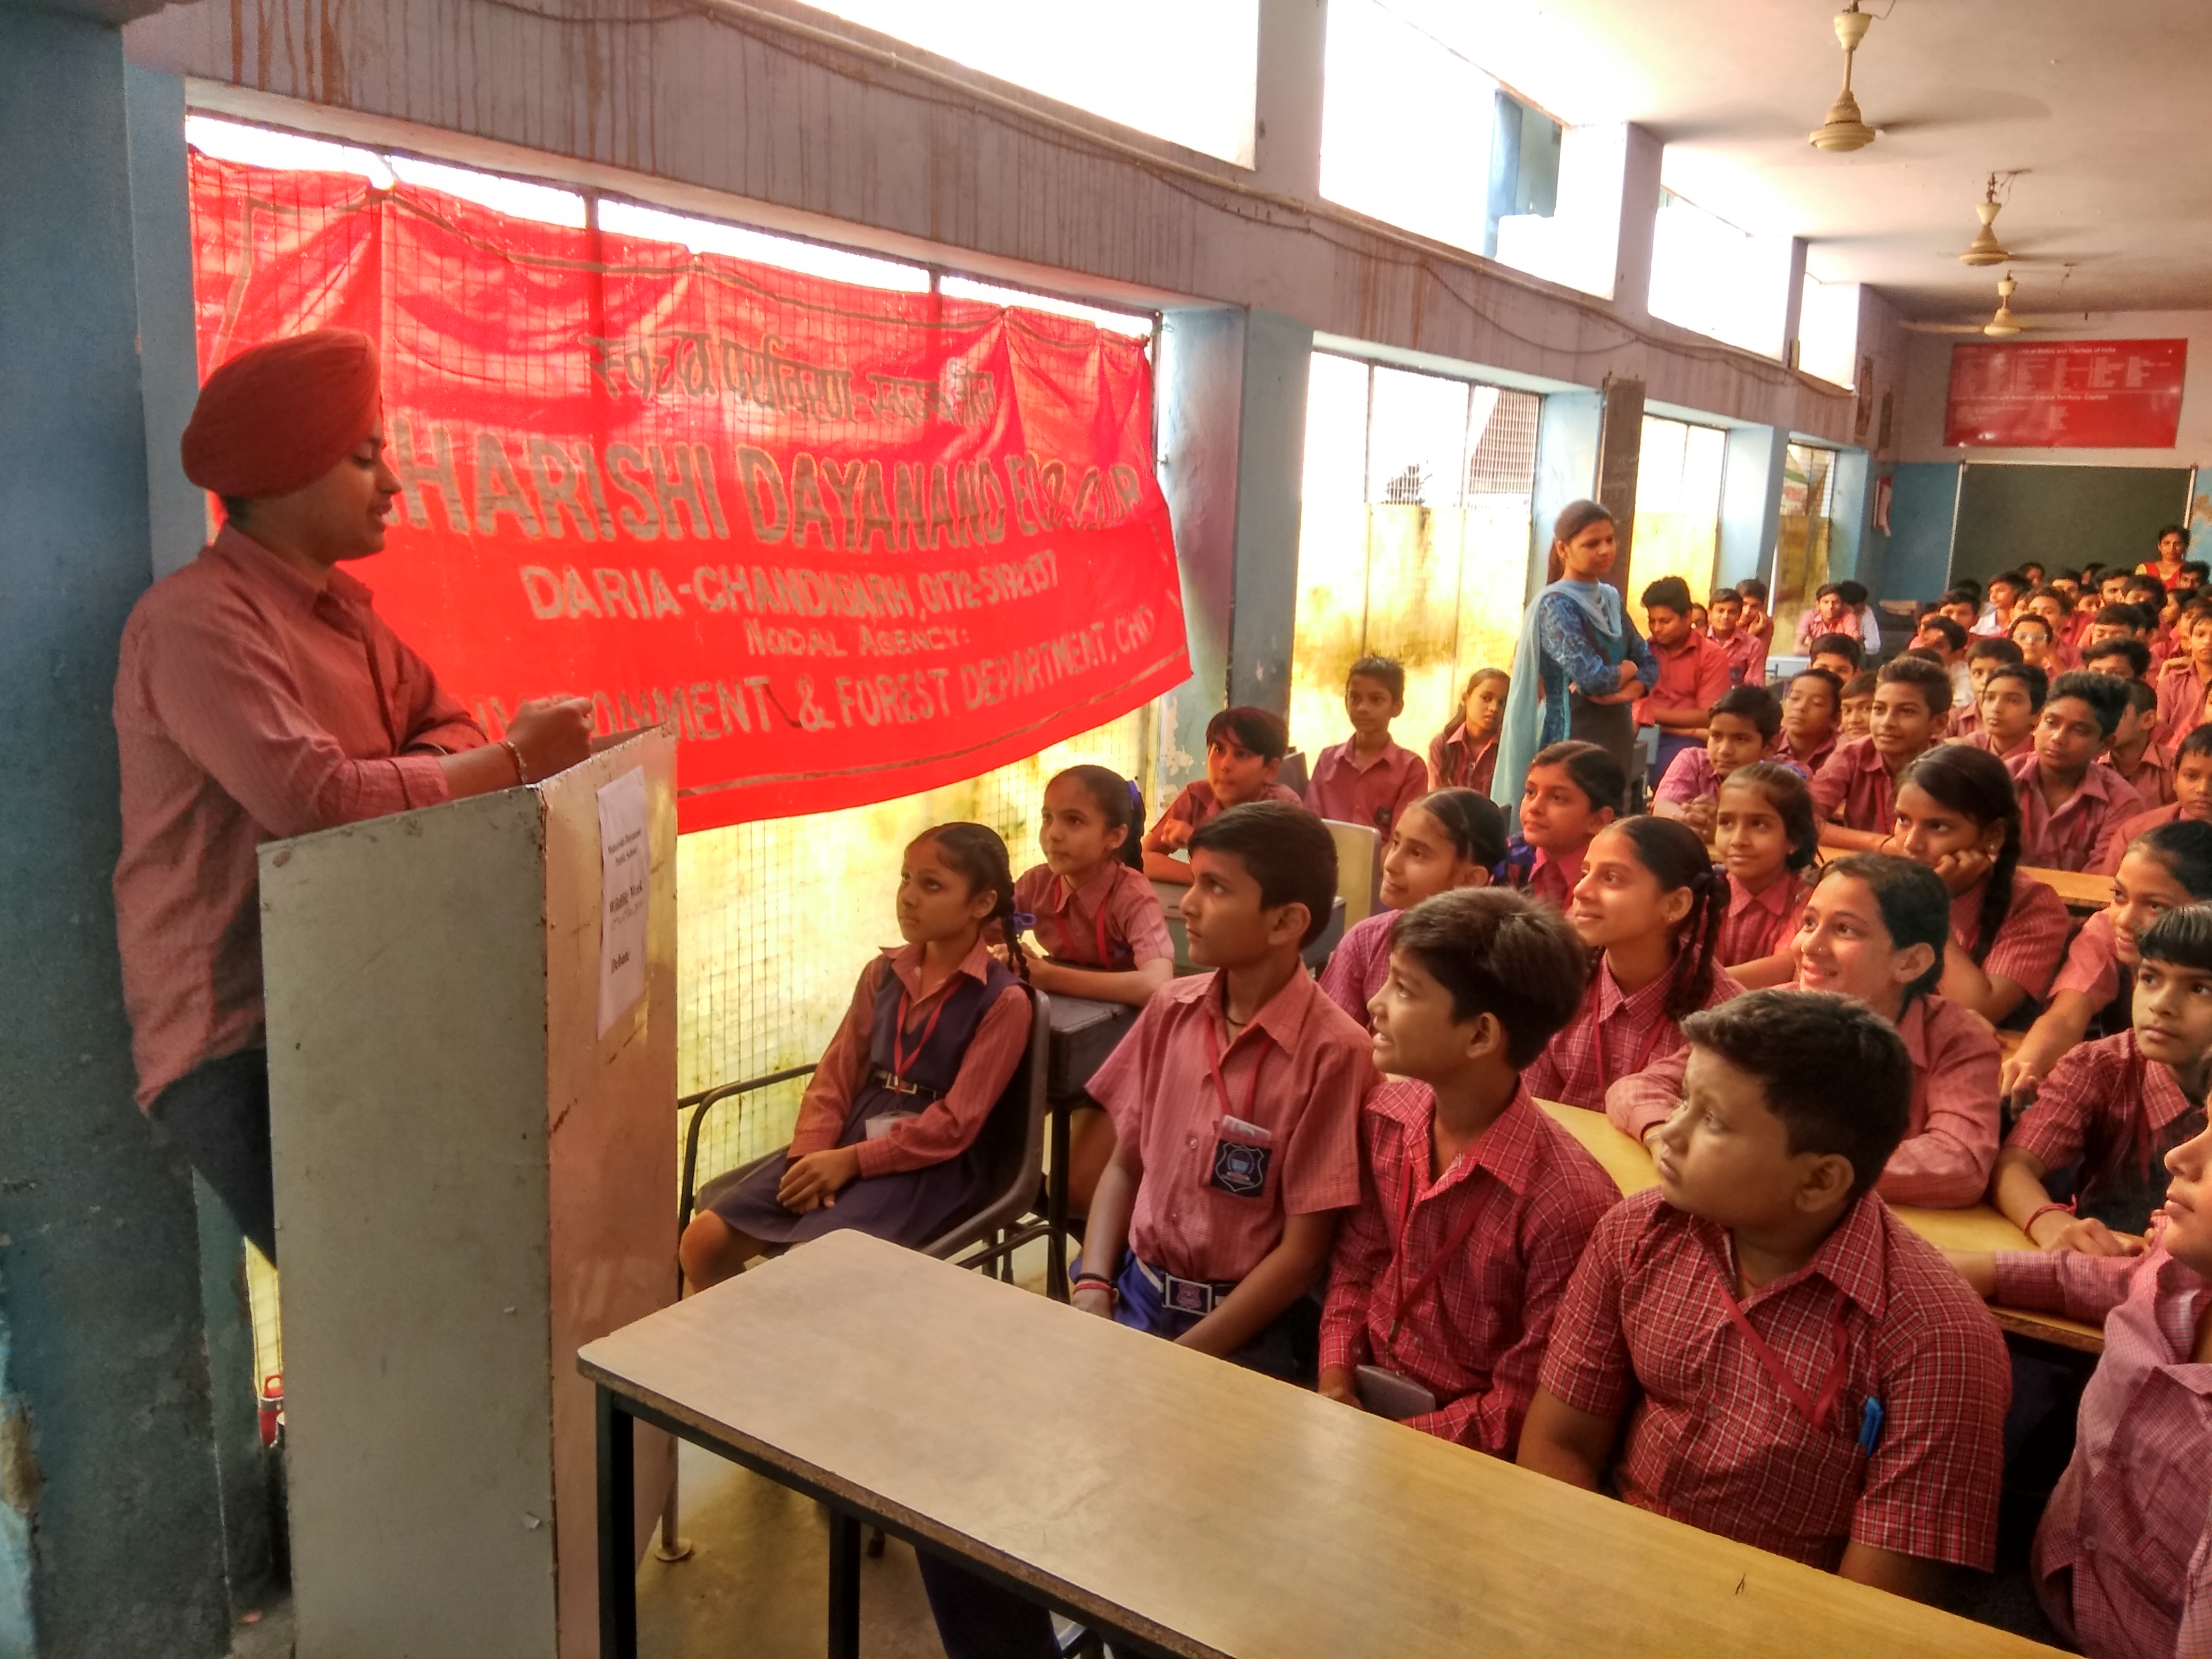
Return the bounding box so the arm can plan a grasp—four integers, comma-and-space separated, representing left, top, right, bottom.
1520, 958, 1745, 1111
1318, 1080, 1619, 1454
1606, 993, 2003, 1210
1993, 1241, 2212, 1659
1305, 735, 1428, 834
2007, 1029, 2203, 1232
1012, 861, 1173, 971
1541, 1187, 2010, 1571
2009, 750, 2144, 874
1809, 736, 1914, 834
1950, 874, 2071, 1003
1714, 869, 1813, 971
1088, 968, 1372, 1284
1317, 908, 1396, 1032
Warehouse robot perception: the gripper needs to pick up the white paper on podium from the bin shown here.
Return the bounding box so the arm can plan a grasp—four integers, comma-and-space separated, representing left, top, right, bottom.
596, 767, 650, 1038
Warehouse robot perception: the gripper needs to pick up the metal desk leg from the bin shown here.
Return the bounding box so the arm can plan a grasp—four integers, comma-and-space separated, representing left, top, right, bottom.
827, 1509, 862, 1659
1046, 1099, 1071, 1303
597, 1388, 639, 1659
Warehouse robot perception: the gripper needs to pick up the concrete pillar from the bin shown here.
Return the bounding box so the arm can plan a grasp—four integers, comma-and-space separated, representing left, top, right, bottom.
1252, 0, 1325, 203
1155, 308, 1245, 791
1530, 389, 1602, 592
1609, 125, 1664, 320
1597, 376, 1647, 589
0, 11, 231, 1655
1779, 236, 1809, 370
1829, 447, 1873, 584
125, 64, 208, 581
1227, 309, 1315, 715
1719, 424, 1790, 590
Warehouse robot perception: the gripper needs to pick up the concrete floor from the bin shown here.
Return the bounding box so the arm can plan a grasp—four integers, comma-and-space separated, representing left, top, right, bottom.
640, 1443, 952, 1659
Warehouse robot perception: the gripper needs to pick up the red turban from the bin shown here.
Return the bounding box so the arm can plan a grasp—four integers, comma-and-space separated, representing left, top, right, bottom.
180, 329, 382, 499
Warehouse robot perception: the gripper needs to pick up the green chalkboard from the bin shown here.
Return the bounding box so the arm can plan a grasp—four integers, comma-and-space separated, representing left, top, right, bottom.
1951, 463, 2193, 587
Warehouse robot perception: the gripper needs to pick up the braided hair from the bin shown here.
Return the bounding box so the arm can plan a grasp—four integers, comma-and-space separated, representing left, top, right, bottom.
1409, 787, 1509, 871
1603, 815, 1725, 1021
1898, 744, 2020, 967
1051, 764, 1146, 871
912, 822, 1029, 981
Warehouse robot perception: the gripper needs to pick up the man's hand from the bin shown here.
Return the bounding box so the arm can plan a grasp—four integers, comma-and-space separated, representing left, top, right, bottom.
776, 1146, 861, 1213
506, 696, 595, 782
1318, 1367, 1363, 1409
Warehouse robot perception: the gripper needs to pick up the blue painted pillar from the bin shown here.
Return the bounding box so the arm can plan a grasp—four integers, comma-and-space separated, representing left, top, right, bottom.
1718, 424, 1787, 591
0, 10, 231, 1656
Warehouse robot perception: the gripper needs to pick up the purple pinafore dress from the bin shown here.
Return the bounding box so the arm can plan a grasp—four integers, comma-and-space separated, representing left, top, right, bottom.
708, 956, 1019, 1248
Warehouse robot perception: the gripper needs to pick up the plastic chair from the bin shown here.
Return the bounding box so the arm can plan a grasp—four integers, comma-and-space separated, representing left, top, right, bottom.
677, 984, 1053, 1281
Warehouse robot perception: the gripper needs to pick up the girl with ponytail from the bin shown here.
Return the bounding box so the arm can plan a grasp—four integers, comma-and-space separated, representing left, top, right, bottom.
1319, 788, 1508, 1030
1890, 744, 2069, 1026
1520, 815, 1740, 1110
678, 822, 1035, 1288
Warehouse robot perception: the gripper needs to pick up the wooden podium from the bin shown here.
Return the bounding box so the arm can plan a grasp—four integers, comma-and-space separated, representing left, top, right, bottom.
260, 729, 678, 1658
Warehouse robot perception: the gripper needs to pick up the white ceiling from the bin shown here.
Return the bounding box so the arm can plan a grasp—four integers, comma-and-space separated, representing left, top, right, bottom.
1396, 0, 2212, 323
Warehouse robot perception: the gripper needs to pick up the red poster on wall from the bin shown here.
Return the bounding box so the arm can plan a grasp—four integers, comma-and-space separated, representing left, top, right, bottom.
1944, 339, 2187, 449
187, 154, 1189, 829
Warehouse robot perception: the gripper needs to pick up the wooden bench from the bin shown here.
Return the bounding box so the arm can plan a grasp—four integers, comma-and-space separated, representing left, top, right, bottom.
2019, 864, 2109, 917
582, 1231, 2064, 1658
1537, 1099, 2104, 1354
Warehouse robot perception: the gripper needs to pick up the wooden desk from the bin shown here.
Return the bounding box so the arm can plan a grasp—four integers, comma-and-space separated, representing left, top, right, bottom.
582, 1232, 2062, 1659
1041, 995, 1138, 1302
1536, 1101, 2104, 1355
2021, 864, 2108, 916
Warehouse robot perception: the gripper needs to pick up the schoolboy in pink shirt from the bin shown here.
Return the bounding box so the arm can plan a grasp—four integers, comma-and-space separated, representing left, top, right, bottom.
1524, 990, 2010, 1599
2105, 677, 2175, 808
1813, 656, 1952, 851
1950, 1112, 2212, 1658
1706, 588, 1763, 688
1143, 706, 1305, 884
1305, 655, 1429, 836
1318, 890, 1617, 1453
2009, 671, 2144, 874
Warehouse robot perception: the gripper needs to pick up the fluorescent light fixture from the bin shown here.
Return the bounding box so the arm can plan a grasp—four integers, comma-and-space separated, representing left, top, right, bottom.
184, 114, 395, 189
596, 199, 930, 293
940, 275, 1152, 337
384, 155, 586, 229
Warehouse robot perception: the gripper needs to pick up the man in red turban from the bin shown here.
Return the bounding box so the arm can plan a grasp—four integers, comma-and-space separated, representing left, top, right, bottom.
113, 329, 594, 1258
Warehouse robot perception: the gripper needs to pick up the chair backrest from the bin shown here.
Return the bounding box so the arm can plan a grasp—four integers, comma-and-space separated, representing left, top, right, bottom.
1321, 819, 1380, 928
1276, 748, 1310, 798
919, 984, 1051, 1261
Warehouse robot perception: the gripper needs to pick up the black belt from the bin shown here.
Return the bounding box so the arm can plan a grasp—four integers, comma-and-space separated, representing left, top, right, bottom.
1135, 1256, 1240, 1316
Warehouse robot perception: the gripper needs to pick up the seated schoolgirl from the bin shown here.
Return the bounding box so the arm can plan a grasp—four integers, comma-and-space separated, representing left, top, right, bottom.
1012, 764, 1176, 1216
1610, 854, 2003, 1209
677, 824, 1034, 1289
1947, 1115, 2212, 1658
2099, 723, 2212, 872
1497, 740, 1623, 908
2005, 820, 2212, 1101
1520, 815, 1741, 1110
1889, 744, 2070, 1026
1141, 706, 1304, 884
1319, 788, 1507, 1031
1318, 890, 1619, 1454
1709, 761, 1820, 988
1653, 683, 1783, 841
1992, 902, 2212, 1254
1429, 668, 1507, 794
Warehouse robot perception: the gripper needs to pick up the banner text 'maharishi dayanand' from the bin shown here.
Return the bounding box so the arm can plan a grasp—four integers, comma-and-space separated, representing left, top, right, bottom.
189, 155, 1189, 827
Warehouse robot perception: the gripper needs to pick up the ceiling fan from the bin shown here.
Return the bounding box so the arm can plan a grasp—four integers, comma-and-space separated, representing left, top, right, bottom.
1960, 174, 2012, 265
1902, 273, 2092, 338
1809, 3, 1879, 151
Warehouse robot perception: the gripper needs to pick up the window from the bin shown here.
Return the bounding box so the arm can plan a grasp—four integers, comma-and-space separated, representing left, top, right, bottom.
1630, 417, 1727, 624
1648, 188, 1794, 358
803, 0, 1259, 166
1796, 272, 1861, 390
1290, 354, 1540, 774
1493, 122, 1624, 298
1320, 0, 1498, 256
1774, 444, 1841, 646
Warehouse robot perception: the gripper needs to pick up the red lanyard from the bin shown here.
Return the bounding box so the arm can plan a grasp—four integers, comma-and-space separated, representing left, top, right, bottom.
1384, 1143, 1493, 1345
1719, 1283, 1853, 1434
891, 986, 949, 1082
1202, 1009, 1269, 1128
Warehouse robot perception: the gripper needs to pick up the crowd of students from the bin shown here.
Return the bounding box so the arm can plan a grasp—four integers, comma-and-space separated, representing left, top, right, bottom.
680, 534, 2212, 1659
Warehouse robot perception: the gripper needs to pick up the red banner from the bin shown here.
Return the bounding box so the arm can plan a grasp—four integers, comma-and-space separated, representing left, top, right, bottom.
187, 155, 1188, 827
1944, 339, 2187, 449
